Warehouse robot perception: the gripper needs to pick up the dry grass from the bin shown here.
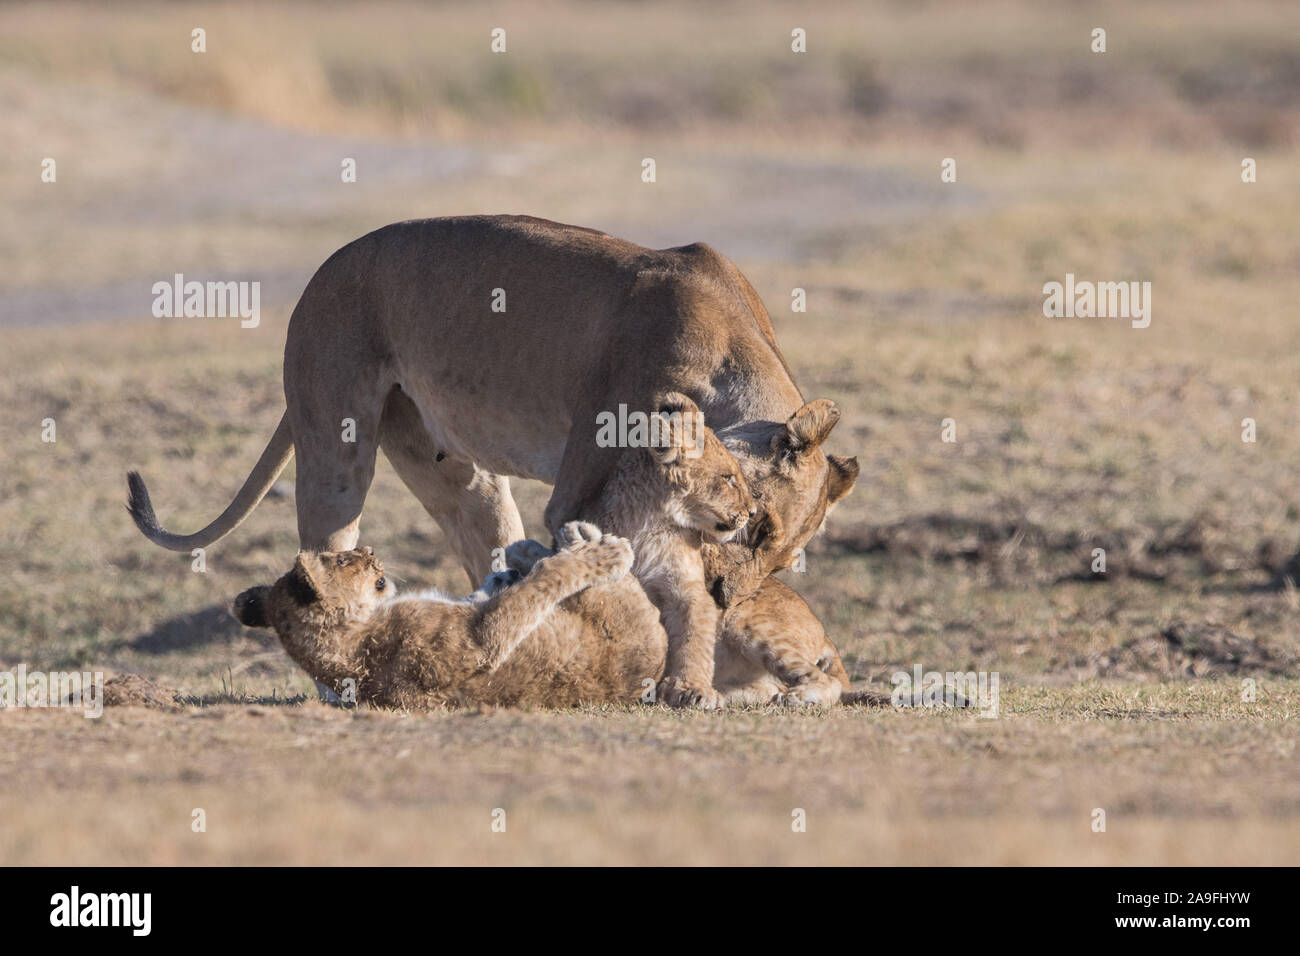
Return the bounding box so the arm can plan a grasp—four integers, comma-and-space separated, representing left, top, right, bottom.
2, 683, 1297, 866
2, 0, 1298, 865
2, 1, 1297, 147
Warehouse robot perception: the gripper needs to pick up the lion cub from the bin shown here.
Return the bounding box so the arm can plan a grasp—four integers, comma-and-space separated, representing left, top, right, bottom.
714, 577, 856, 706
233, 527, 667, 709
582, 392, 756, 710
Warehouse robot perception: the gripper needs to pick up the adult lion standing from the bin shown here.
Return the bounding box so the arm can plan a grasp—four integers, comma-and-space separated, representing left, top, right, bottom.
127, 215, 858, 706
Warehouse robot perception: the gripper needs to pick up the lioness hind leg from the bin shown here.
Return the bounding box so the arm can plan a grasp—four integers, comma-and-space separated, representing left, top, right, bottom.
291, 408, 382, 552
379, 389, 526, 585
283, 303, 392, 552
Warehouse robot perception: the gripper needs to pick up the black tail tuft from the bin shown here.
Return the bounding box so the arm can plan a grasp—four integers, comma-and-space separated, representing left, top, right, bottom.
840, 688, 893, 707
125, 470, 161, 537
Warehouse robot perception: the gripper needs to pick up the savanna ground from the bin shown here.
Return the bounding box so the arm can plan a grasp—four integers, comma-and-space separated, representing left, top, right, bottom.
2, 0, 1299, 865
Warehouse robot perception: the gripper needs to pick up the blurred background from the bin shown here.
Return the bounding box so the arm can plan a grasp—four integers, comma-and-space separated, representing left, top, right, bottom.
2, 1, 1299, 864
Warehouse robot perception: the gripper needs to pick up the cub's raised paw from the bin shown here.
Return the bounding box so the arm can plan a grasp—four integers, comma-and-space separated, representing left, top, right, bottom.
556, 521, 604, 550
581, 535, 634, 587
657, 676, 725, 710
505, 538, 553, 574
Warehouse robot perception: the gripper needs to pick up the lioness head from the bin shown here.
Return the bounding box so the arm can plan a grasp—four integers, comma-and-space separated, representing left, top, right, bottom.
650, 391, 756, 545
705, 399, 859, 607
234, 546, 390, 628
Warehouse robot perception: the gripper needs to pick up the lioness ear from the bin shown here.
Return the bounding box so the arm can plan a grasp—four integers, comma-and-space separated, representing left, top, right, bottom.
774, 399, 840, 458
232, 586, 271, 628
287, 553, 324, 606
826, 454, 860, 505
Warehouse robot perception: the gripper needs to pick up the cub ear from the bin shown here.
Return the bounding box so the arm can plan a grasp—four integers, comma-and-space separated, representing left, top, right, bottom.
649, 391, 704, 466
652, 390, 701, 420
773, 399, 841, 459
287, 553, 324, 606
232, 586, 272, 628
826, 454, 860, 505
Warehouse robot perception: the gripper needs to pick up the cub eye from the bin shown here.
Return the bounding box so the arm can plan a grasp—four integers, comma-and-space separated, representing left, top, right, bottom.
336, 556, 346, 567
725, 475, 737, 487
375, 577, 386, 591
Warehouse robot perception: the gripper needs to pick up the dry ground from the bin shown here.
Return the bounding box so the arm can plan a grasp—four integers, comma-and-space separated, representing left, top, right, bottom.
2, 0, 1298, 865
2, 684, 1297, 866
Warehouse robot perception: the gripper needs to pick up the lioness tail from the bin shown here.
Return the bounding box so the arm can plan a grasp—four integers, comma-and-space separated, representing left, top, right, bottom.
126, 413, 294, 551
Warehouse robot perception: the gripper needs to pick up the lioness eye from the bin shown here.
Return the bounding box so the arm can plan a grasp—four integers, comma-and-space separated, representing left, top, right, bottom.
336, 556, 346, 567
375, 577, 386, 591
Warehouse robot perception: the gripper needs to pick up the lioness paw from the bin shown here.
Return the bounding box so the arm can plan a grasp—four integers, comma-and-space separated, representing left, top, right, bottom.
556, 521, 604, 550
657, 676, 725, 710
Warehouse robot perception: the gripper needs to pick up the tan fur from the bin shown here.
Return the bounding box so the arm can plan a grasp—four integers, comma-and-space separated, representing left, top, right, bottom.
578, 392, 753, 708
499, 548, 864, 709
234, 530, 667, 709
129, 215, 858, 705
554, 396, 858, 709
702, 401, 860, 608
714, 577, 852, 707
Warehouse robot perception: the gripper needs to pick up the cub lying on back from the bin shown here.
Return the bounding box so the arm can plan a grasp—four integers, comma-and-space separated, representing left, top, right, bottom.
233, 526, 666, 708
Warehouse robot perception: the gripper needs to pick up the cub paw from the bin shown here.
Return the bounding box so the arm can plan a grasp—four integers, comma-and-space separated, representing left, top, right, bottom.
581, 535, 634, 587
556, 521, 604, 550
475, 568, 522, 600
772, 678, 842, 708
505, 539, 553, 574
657, 676, 725, 710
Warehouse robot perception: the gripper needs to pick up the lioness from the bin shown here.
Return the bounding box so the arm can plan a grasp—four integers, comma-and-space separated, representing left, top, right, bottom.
234, 528, 664, 708
128, 215, 858, 706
